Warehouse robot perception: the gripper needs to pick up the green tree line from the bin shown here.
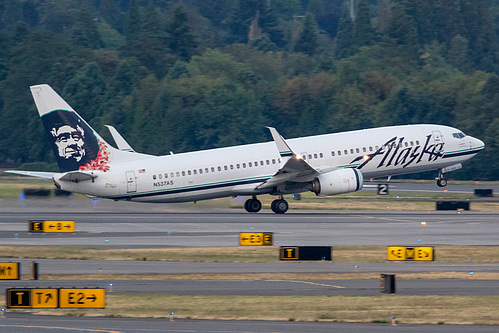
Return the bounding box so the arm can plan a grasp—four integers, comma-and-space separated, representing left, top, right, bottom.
0, 0, 498, 180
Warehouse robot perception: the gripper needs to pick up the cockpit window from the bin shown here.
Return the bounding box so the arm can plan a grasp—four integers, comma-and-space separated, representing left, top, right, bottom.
452, 132, 466, 139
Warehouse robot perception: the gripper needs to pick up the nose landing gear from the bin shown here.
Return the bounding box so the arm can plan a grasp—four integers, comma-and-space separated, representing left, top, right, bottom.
436, 169, 447, 187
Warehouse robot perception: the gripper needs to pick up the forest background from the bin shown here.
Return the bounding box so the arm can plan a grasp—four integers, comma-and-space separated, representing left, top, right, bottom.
0, 0, 498, 180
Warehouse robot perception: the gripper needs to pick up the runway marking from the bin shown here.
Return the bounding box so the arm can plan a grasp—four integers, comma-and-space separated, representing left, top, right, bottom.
270, 280, 345, 289
0, 325, 120, 332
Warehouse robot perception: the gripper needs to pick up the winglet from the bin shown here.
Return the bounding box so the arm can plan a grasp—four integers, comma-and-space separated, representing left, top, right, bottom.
267, 127, 294, 157
105, 125, 135, 152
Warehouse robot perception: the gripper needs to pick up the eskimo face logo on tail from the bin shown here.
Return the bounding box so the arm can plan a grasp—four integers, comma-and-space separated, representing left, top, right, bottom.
41, 110, 108, 173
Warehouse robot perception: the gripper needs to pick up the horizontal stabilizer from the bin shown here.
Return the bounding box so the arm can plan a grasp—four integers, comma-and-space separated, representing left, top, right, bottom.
59, 171, 98, 182
5, 170, 56, 179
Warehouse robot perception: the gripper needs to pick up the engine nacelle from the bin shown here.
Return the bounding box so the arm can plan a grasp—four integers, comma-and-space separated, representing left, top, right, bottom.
311, 168, 363, 196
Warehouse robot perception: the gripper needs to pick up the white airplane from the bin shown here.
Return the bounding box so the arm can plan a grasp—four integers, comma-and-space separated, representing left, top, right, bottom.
6, 84, 485, 214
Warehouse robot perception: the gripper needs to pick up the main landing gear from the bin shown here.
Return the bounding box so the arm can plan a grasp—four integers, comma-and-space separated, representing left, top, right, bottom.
243, 196, 289, 214
436, 169, 448, 187
271, 197, 288, 214
244, 196, 262, 213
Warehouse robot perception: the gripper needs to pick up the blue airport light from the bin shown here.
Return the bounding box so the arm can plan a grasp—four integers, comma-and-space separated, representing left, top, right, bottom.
19, 193, 25, 199
417, 239, 421, 242
197, 226, 201, 229
93, 199, 98, 203
105, 239, 109, 243
354, 265, 358, 269
469, 271, 474, 275
250, 227, 254, 229
386, 206, 390, 209
109, 283, 113, 287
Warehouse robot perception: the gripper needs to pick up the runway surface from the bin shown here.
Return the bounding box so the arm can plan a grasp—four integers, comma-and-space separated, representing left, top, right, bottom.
1, 278, 497, 296
1, 198, 499, 247
1, 194, 499, 332
2, 313, 498, 333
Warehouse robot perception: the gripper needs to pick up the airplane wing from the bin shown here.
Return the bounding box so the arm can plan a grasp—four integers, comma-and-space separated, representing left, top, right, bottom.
256, 127, 320, 189
105, 125, 135, 152
5, 170, 57, 179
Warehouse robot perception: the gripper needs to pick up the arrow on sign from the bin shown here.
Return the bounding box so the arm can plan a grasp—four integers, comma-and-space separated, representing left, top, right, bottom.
87, 294, 97, 302
45, 293, 53, 303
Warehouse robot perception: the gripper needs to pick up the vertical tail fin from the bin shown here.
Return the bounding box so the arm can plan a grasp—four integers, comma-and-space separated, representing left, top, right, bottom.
31, 84, 112, 173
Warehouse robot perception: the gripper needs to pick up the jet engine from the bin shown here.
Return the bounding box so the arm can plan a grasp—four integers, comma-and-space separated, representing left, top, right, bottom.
311, 168, 363, 196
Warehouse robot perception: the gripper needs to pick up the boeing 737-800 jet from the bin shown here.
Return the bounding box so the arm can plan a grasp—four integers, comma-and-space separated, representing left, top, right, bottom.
6, 84, 485, 214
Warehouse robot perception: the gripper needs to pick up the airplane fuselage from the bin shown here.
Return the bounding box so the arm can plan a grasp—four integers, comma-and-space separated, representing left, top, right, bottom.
55, 124, 484, 203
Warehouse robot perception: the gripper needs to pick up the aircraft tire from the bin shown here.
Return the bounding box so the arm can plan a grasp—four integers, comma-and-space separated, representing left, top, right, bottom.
272, 199, 288, 214
437, 178, 447, 187
245, 198, 262, 213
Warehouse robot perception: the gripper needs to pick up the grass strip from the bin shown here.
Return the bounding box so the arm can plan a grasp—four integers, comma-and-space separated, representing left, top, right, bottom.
2, 245, 499, 263
3, 295, 499, 325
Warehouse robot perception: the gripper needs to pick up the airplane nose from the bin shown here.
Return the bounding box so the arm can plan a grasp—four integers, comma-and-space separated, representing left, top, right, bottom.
472, 137, 485, 150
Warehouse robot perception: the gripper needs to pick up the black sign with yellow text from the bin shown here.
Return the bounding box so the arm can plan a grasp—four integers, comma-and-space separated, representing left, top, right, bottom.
280, 246, 332, 261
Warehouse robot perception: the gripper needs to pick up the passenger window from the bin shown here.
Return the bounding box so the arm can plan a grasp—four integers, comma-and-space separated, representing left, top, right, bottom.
350, 149, 354, 154
356, 148, 359, 153
158, 174, 162, 179
176, 172, 180, 177
182, 171, 186, 176
218, 166, 221, 171
319, 153, 323, 158
236, 164, 240, 169
199, 169, 203, 174
205, 168, 209, 173
170, 172, 174, 178
260, 161, 264, 166
243, 163, 246, 168
224, 166, 228, 170
249, 162, 252, 167
302, 155, 306, 160
308, 154, 312, 160
314, 153, 317, 159
272, 159, 276, 164
375, 146, 379, 150
266, 160, 270, 165
193, 170, 197, 175
405, 142, 408, 147
338, 151, 341, 156
331, 151, 335, 156
230, 165, 234, 170
153, 175, 156, 180
344, 150, 348, 155
165, 173, 168, 178
416, 140, 420, 145
410, 141, 414, 146
211, 167, 215, 172
369, 146, 373, 152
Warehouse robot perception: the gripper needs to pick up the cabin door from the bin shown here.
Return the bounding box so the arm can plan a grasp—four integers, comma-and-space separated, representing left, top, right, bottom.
126, 171, 137, 193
